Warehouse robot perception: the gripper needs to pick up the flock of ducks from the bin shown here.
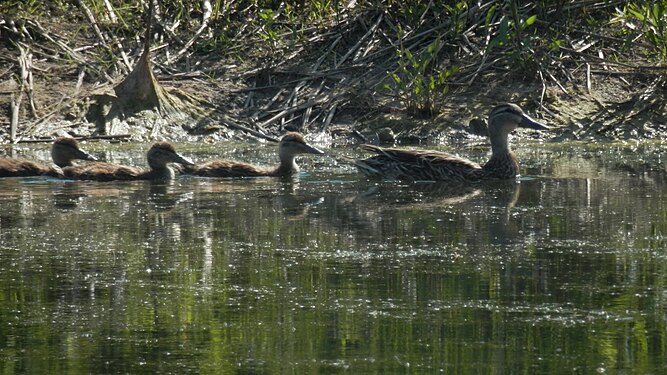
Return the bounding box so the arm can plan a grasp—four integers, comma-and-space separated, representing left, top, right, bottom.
0, 104, 548, 183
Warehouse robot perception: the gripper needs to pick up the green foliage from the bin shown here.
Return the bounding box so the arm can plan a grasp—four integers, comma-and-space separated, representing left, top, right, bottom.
487, 3, 538, 52
444, 1, 468, 36
3, 0, 664, 96
258, 8, 279, 48
2, 0, 45, 15
384, 33, 459, 119
617, 1, 667, 61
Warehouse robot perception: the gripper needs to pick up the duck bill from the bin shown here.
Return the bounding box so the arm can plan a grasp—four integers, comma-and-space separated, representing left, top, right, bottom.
173, 153, 195, 166
302, 143, 325, 155
520, 114, 549, 131
76, 149, 98, 162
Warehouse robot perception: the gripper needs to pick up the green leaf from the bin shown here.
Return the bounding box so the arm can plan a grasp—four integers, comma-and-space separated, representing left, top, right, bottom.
427, 40, 438, 54
628, 9, 645, 21
485, 4, 497, 29
391, 73, 401, 84
524, 15, 537, 27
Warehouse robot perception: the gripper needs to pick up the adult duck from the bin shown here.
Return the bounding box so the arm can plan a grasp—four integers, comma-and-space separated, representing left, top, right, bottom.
0, 137, 97, 177
354, 103, 548, 182
182, 132, 324, 178
62, 142, 194, 181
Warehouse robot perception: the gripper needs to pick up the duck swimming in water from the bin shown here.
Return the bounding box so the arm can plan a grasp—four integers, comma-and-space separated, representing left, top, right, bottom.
354, 103, 548, 182
62, 142, 194, 181
0, 137, 97, 177
182, 132, 324, 178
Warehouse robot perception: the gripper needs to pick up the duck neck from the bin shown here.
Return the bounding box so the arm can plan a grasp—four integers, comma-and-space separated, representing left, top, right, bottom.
273, 150, 298, 177
52, 155, 73, 168
483, 133, 519, 178
489, 133, 510, 156
147, 161, 175, 180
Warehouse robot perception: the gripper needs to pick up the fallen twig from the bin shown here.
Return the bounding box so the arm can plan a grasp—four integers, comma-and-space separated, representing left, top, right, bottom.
17, 134, 132, 143
10, 91, 23, 143
166, 0, 212, 65
219, 115, 280, 143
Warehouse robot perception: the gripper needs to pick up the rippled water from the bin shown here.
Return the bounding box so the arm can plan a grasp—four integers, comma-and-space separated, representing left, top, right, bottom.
1, 139, 667, 374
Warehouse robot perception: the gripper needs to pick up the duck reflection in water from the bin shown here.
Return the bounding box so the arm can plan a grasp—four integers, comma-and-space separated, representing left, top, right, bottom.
355, 103, 548, 182
182, 132, 324, 178
342, 179, 522, 245
62, 142, 194, 181
0, 137, 97, 177
147, 180, 195, 211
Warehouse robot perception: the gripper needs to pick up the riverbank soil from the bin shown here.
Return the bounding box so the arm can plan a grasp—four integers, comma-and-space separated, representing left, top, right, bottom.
0, 1, 665, 144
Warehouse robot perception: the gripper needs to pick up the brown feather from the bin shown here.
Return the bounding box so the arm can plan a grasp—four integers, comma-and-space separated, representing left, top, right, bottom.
62, 162, 146, 181
355, 103, 547, 182
0, 158, 61, 177
62, 142, 192, 181
183, 160, 273, 178
183, 132, 323, 178
0, 137, 95, 178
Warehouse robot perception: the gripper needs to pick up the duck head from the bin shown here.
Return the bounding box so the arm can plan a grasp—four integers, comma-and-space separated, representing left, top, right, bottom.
278, 132, 324, 160
147, 142, 195, 170
51, 137, 98, 167
487, 103, 548, 152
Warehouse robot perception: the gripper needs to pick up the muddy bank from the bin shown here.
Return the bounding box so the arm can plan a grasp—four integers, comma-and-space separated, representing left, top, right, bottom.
1, 2, 665, 145
2, 58, 662, 146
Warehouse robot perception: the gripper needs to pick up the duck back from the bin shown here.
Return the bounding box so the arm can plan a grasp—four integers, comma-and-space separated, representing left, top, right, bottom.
0, 158, 61, 177
62, 162, 146, 181
183, 160, 271, 178
355, 145, 482, 182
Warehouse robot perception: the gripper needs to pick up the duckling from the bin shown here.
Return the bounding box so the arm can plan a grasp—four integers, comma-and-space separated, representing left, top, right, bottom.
355, 103, 548, 182
182, 132, 324, 178
62, 142, 194, 181
0, 137, 97, 177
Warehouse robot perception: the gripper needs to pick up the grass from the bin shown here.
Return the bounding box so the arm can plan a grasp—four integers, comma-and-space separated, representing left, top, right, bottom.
1, 0, 665, 126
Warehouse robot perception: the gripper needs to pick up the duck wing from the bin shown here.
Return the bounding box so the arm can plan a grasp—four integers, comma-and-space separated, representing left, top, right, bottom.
0, 158, 62, 177
183, 159, 269, 178
356, 144, 482, 182
62, 162, 144, 181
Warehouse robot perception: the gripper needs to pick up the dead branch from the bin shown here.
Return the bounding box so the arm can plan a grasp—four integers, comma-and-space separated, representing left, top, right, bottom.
10, 91, 22, 143
77, 0, 107, 45
219, 115, 280, 142
166, 0, 213, 65
102, 0, 118, 23
337, 14, 382, 68
17, 134, 132, 143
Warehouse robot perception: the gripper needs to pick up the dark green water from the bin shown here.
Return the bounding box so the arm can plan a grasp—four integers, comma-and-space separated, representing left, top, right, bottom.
1, 139, 667, 374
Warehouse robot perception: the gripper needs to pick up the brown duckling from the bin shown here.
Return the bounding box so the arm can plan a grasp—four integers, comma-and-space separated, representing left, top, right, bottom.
0, 137, 97, 177
62, 142, 194, 181
182, 132, 324, 178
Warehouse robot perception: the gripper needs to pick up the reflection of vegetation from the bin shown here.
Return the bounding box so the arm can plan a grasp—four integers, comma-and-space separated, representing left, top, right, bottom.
3, 150, 667, 371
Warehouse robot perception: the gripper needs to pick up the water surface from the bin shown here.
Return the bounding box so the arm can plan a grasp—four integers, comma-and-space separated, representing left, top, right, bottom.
1, 139, 666, 374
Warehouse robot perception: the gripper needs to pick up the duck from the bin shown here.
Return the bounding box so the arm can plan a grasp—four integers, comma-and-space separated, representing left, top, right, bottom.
0, 137, 97, 177
62, 142, 194, 181
354, 103, 548, 182
182, 132, 324, 178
